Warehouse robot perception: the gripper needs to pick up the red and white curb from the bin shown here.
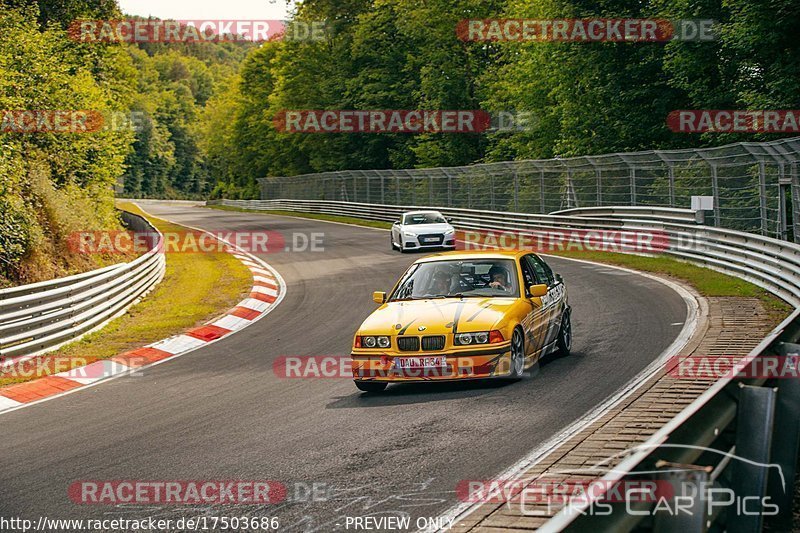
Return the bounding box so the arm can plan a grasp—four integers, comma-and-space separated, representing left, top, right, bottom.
0, 222, 286, 416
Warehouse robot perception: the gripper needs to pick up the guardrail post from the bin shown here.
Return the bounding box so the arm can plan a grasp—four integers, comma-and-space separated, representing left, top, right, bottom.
653, 468, 710, 533
767, 342, 800, 528
729, 384, 777, 533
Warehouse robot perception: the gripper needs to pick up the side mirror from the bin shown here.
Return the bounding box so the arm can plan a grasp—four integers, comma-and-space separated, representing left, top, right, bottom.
393, 220, 401, 225
446, 217, 454, 223
529, 284, 548, 298
373, 291, 387, 304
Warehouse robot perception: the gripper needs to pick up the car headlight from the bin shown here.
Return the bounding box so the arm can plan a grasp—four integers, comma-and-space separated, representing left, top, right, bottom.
356, 336, 391, 349
445, 229, 455, 235
403, 232, 416, 238
454, 331, 495, 346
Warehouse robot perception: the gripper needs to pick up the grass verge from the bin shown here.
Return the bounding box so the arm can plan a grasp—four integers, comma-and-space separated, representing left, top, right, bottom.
0, 201, 253, 387
204, 204, 793, 321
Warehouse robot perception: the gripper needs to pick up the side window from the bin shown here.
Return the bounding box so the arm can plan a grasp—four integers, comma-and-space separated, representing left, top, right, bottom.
523, 255, 553, 286
532, 256, 555, 285
520, 257, 536, 287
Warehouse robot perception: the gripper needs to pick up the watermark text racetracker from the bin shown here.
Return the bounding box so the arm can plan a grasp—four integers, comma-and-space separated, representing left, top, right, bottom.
458, 477, 779, 518
1, 110, 146, 134
456, 229, 670, 254
457, 19, 715, 42
69, 19, 328, 43
67, 230, 325, 255
273, 110, 537, 133
0, 516, 280, 532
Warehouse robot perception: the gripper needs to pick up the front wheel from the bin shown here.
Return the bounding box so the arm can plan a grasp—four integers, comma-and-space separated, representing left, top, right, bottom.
507, 328, 525, 380
355, 381, 388, 393
556, 308, 572, 357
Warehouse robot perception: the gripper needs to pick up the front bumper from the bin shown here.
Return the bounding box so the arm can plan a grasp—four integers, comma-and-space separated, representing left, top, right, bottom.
403, 234, 456, 250
351, 343, 513, 382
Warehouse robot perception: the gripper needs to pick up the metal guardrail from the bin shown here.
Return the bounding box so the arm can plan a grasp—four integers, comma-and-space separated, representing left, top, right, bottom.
211, 198, 800, 531
211, 199, 800, 307
257, 137, 800, 241
0, 211, 166, 368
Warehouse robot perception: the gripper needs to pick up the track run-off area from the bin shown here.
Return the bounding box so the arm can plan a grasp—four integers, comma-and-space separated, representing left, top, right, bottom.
0, 201, 689, 532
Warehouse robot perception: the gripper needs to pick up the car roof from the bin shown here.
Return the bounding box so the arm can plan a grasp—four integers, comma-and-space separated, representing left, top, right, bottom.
414, 249, 531, 263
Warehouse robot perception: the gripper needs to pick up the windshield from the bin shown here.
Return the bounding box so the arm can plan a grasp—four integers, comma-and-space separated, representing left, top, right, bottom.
403, 212, 447, 225
390, 259, 520, 301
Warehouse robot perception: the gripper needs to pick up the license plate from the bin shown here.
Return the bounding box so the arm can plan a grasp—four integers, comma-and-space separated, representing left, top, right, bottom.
394, 356, 447, 370
423, 238, 439, 243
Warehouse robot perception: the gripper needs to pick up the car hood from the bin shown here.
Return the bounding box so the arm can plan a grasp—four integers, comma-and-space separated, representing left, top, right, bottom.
358, 298, 514, 335
401, 223, 453, 234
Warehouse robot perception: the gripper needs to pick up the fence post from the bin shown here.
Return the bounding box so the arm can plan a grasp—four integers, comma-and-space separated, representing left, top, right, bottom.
792, 162, 800, 242
630, 167, 637, 206
490, 173, 496, 210
668, 165, 675, 208
711, 164, 721, 228
429, 175, 433, 206
540, 170, 546, 214
447, 171, 453, 207
759, 162, 769, 236
596, 169, 602, 206
514, 170, 519, 212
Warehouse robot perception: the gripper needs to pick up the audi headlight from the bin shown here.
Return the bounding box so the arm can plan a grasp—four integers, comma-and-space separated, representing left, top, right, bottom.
403, 231, 416, 238
455, 332, 491, 346
445, 229, 455, 235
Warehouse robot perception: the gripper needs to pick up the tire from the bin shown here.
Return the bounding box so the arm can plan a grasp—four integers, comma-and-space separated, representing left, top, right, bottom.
355, 381, 388, 393
507, 328, 525, 380
556, 308, 572, 357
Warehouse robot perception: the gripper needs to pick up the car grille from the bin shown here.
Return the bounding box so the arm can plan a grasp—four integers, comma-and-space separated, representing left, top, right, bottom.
418, 234, 444, 245
397, 336, 420, 351
422, 335, 445, 351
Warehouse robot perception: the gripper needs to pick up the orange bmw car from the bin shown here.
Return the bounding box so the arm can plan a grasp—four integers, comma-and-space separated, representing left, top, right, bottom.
351, 250, 572, 392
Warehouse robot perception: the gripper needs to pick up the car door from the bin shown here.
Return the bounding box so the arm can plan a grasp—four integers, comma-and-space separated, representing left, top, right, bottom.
522, 254, 566, 353
518, 256, 549, 360
525, 255, 565, 351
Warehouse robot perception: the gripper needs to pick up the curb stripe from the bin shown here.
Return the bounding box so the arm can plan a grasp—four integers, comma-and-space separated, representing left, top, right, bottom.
0, 205, 287, 416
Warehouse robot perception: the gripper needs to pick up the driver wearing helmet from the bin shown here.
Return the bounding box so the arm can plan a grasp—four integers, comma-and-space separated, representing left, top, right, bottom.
488, 265, 512, 292
430, 270, 453, 295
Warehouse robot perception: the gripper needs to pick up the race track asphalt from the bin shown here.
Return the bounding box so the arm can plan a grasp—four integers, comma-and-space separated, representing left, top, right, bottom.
0, 202, 688, 532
